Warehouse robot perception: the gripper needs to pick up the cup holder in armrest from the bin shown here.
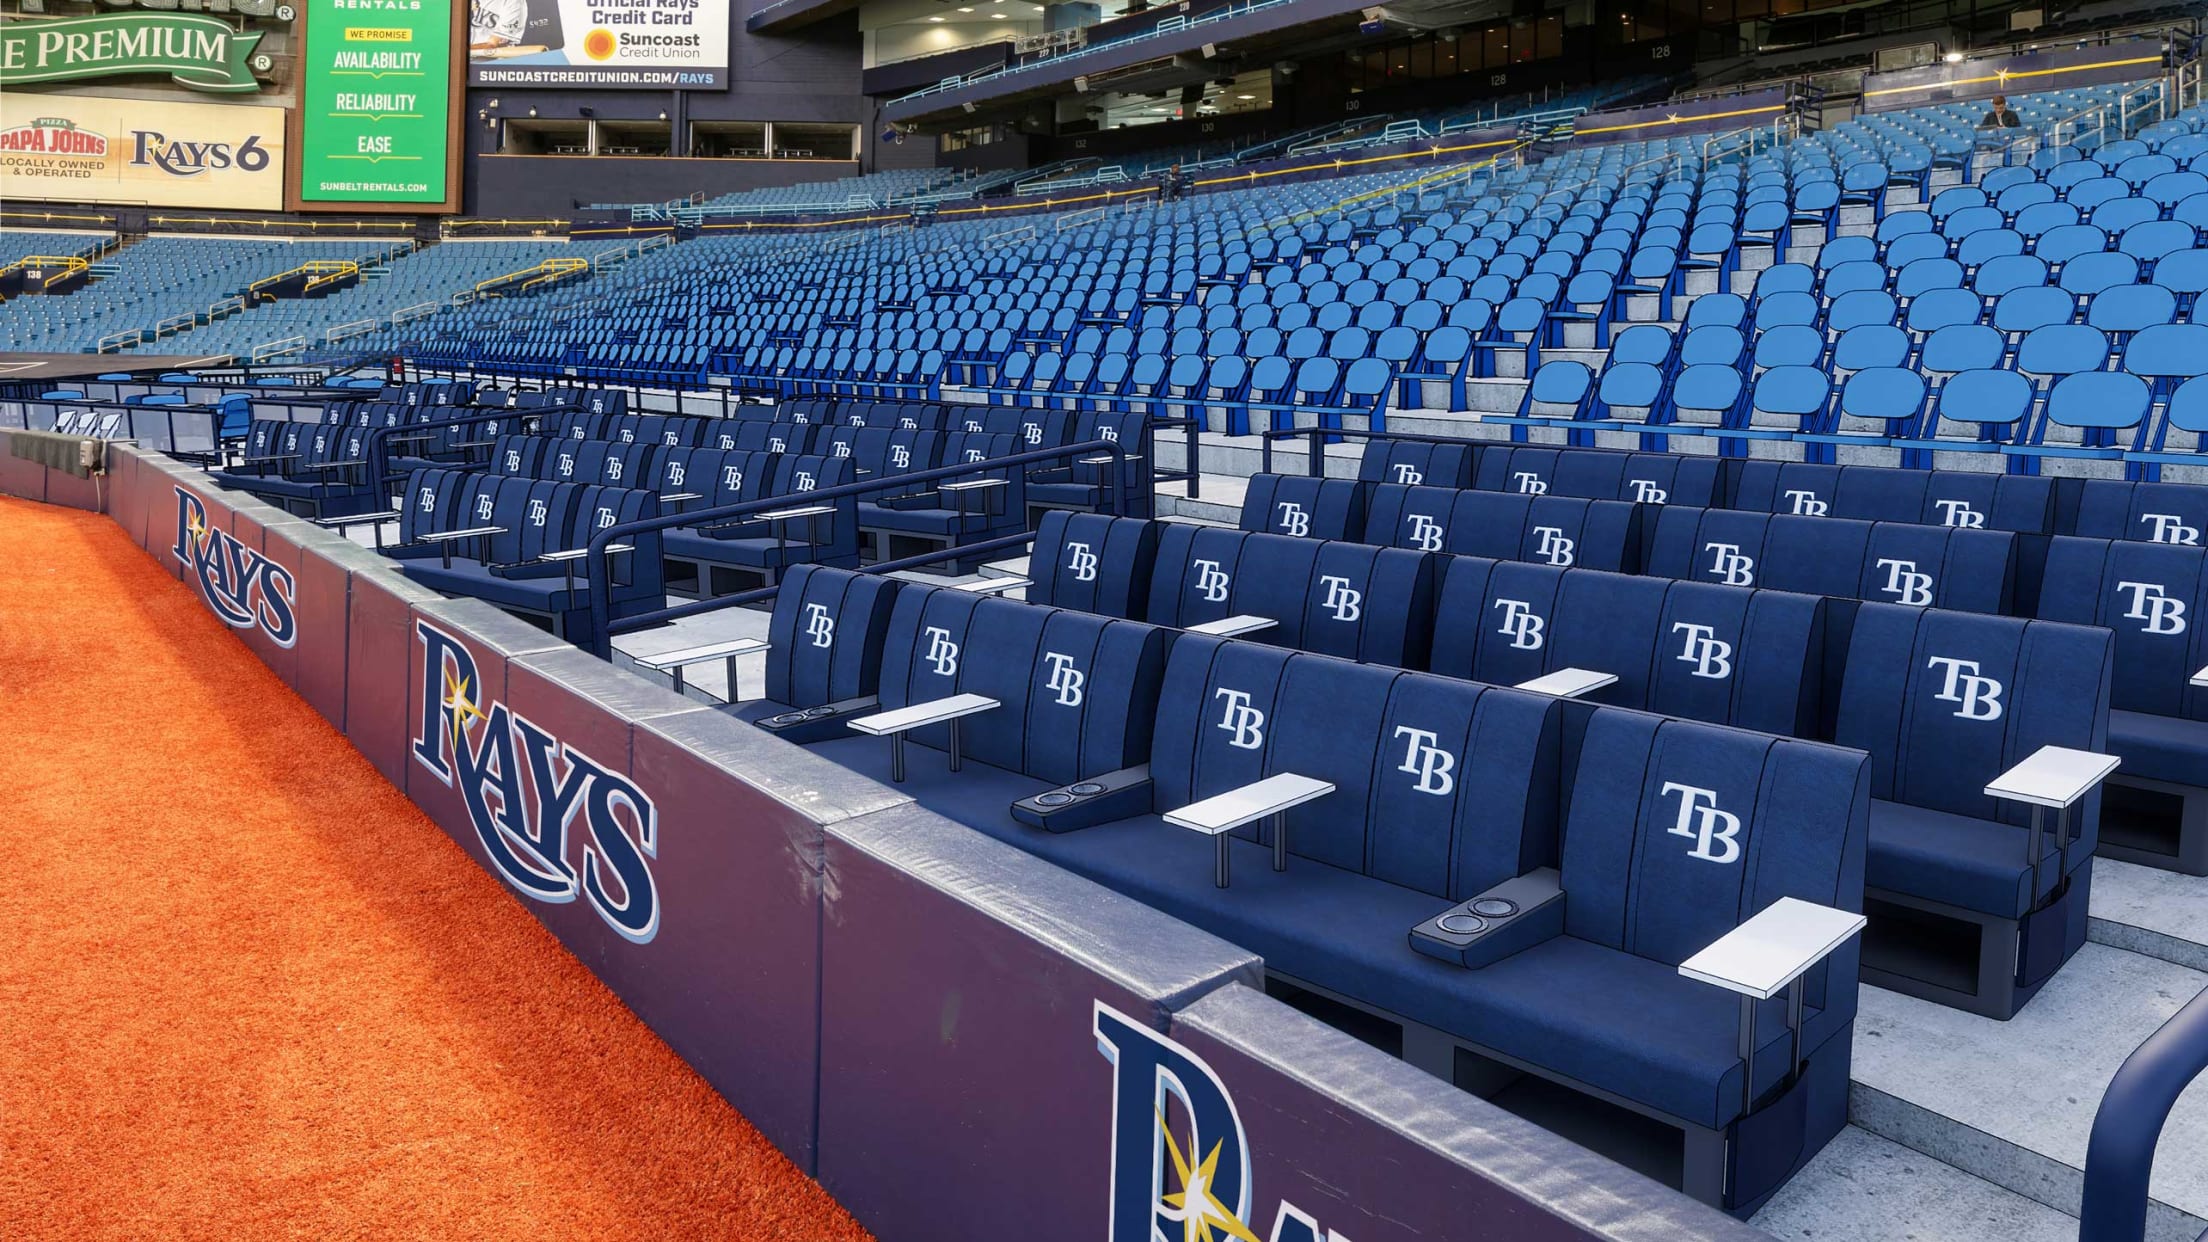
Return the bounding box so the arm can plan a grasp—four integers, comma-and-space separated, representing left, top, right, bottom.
1011, 765, 1153, 833
753, 696, 880, 745
1410, 869, 1564, 969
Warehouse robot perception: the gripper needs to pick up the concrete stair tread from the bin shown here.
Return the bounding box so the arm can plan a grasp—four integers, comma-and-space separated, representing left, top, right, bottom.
1852, 944, 2208, 1237
2089, 857, 2208, 973
1752, 1125, 2079, 1242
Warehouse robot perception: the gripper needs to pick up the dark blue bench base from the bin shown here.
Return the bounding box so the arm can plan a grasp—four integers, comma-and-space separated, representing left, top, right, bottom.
1859, 860, 2093, 1021
2099, 774, 2208, 876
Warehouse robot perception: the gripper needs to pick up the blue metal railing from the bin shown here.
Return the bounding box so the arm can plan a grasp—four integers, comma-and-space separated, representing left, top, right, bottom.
2078, 987, 2208, 1242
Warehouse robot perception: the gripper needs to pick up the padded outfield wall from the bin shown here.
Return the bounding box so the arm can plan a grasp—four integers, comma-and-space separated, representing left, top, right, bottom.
0, 430, 1766, 1242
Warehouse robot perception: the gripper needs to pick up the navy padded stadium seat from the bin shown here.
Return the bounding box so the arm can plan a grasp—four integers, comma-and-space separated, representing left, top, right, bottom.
1143, 524, 1436, 666
2037, 538, 2208, 872
762, 590, 1867, 1213
1833, 604, 2112, 1015
1239, 473, 1368, 540
1359, 484, 1641, 571
1644, 509, 2016, 614
1025, 510, 1158, 619
1357, 439, 1479, 489
1475, 446, 1724, 508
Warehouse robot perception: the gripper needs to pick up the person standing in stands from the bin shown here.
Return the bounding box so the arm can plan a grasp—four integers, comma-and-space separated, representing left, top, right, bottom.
1979, 95, 2022, 128
1163, 161, 1184, 202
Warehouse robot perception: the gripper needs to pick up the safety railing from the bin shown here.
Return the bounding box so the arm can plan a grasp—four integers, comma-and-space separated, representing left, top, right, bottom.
0, 253, 90, 292
2179, 56, 2205, 113
251, 336, 309, 362
582, 437, 1132, 657
208, 295, 247, 320
392, 300, 441, 326
1055, 203, 1112, 233
324, 318, 382, 344
154, 312, 198, 338
247, 259, 360, 301
2077, 987, 2208, 1242
2116, 76, 2172, 137
96, 328, 146, 354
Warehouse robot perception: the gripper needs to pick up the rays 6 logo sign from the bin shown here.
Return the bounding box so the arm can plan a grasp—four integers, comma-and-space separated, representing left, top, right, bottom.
172, 487, 296, 646
411, 620, 661, 943
1097, 1003, 1345, 1242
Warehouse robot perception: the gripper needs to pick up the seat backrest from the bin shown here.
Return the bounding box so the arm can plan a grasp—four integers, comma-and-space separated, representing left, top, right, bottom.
766, 565, 904, 709
1149, 638, 1564, 899
1835, 604, 2112, 836
1558, 713, 1868, 1007
1026, 510, 1157, 618
1485, 447, 1722, 507
2037, 537, 2208, 720
1357, 439, 1478, 488
1238, 473, 1367, 539
2067, 479, 2208, 546
878, 588, 1171, 784
1363, 484, 1641, 572
1648, 508, 2016, 614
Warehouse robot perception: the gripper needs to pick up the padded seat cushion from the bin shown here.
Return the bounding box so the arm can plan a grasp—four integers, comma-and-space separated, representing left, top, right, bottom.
1867, 799, 2064, 918
2109, 709, 2208, 790
796, 730, 1815, 1130
664, 529, 813, 569
400, 560, 581, 613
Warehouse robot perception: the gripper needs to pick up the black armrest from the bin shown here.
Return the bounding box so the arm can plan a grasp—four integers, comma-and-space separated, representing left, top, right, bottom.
752, 695, 881, 745
1409, 869, 1565, 969
1011, 764, 1152, 833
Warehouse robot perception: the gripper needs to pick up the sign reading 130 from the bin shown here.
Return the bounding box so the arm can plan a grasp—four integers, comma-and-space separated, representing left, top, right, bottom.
295, 0, 454, 204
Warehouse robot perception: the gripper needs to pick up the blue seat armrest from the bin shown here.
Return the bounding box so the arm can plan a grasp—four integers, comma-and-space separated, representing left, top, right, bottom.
1410, 868, 1564, 968
1011, 764, 1154, 833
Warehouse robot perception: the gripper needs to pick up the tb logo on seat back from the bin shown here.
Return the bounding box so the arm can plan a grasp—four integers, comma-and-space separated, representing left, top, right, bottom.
1404, 511, 1445, 552
1876, 557, 1934, 606
1192, 559, 1231, 603
1493, 598, 1546, 650
1532, 525, 1575, 567
1705, 541, 1756, 586
1064, 540, 1099, 582
1214, 688, 1266, 750
1628, 478, 1669, 504
803, 602, 835, 648
1784, 489, 1829, 516
1273, 501, 1310, 537
1512, 472, 1548, 495
1933, 499, 1985, 529
2142, 513, 2204, 545
1393, 725, 1456, 795
1672, 622, 1733, 679
2118, 580, 2189, 635
1662, 781, 1742, 864
924, 625, 960, 676
1927, 656, 2004, 720
1319, 574, 1362, 623
172, 487, 297, 648
1391, 463, 1424, 485
1043, 651, 1085, 707
412, 621, 659, 943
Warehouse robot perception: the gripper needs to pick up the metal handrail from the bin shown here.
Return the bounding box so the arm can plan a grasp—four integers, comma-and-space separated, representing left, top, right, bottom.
582, 437, 1130, 656
2077, 987, 2208, 1242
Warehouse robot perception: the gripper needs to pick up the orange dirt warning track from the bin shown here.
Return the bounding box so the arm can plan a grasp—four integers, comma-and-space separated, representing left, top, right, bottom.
0, 496, 874, 1242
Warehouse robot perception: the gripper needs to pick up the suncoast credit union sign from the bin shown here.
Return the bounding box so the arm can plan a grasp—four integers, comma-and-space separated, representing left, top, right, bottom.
0, 13, 267, 93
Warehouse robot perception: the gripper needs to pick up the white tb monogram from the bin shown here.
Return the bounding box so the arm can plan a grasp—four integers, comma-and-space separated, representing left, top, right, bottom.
1320, 574, 1362, 622
1065, 540, 1098, 582
1673, 622, 1733, 679
1274, 501, 1310, 537
1043, 652, 1085, 707
803, 603, 835, 648
1493, 598, 1546, 650
1705, 541, 1756, 586
1214, 688, 1266, 750
1876, 557, 1934, 606
1393, 726, 1456, 795
1663, 782, 1743, 864
1192, 559, 1231, 602
924, 626, 960, 676
2118, 580, 2189, 635
1927, 656, 2004, 720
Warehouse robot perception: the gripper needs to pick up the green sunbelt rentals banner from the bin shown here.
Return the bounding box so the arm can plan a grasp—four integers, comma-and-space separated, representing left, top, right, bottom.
297, 0, 454, 204
0, 14, 265, 94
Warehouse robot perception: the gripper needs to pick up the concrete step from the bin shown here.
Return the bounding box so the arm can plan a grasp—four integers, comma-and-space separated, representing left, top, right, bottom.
1752, 1125, 2079, 1242
1155, 474, 1244, 524
1850, 945, 2208, 1242
2089, 857, 2208, 974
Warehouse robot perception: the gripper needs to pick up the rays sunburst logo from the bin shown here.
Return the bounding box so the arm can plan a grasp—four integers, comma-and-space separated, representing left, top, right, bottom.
1096, 1003, 1345, 1242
